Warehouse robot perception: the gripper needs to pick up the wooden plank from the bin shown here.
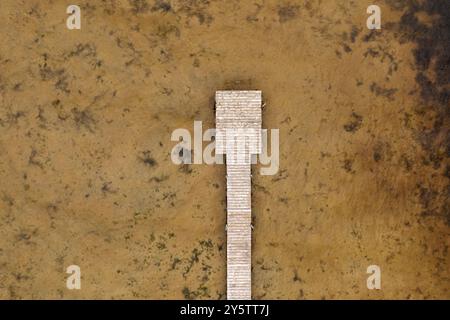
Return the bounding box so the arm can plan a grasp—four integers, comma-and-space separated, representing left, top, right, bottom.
215, 90, 262, 300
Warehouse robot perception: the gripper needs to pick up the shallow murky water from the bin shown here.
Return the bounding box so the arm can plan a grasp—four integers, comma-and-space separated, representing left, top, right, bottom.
0, 0, 448, 299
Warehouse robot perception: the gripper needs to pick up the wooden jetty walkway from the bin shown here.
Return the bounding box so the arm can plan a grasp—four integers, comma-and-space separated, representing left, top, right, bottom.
215, 90, 262, 300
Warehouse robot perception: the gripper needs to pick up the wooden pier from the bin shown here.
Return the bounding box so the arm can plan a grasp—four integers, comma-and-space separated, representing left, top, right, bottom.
215, 91, 262, 300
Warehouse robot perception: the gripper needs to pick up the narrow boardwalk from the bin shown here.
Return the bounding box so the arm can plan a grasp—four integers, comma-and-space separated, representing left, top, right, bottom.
215, 91, 262, 300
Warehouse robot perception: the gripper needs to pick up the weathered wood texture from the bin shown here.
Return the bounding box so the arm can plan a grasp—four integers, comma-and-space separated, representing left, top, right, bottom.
215, 91, 262, 300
